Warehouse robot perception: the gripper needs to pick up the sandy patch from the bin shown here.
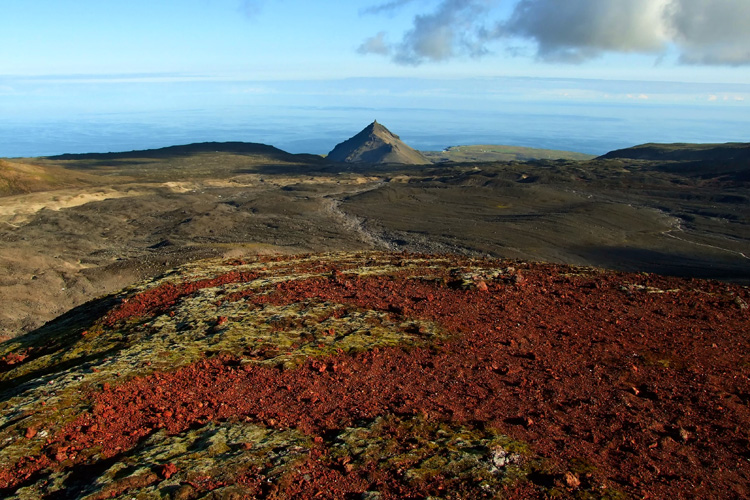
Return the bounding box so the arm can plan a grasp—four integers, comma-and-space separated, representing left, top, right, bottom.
0, 187, 147, 226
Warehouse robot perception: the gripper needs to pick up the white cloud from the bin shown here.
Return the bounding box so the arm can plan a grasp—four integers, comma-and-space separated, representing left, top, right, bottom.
501, 0, 670, 63
361, 0, 417, 16
704, 94, 748, 102
667, 0, 750, 65
360, 0, 493, 65
358, 32, 391, 56
360, 0, 750, 66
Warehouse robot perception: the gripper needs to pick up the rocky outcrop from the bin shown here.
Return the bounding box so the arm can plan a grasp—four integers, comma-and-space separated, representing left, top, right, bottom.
327, 121, 431, 165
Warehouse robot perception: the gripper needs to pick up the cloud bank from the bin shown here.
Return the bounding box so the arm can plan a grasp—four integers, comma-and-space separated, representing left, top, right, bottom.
360, 0, 492, 65
360, 0, 750, 66
502, 0, 671, 63
667, 0, 750, 65
360, 0, 417, 16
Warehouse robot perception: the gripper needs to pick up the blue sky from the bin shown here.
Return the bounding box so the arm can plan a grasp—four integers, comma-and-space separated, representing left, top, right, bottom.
4, 0, 750, 80
1, 0, 749, 155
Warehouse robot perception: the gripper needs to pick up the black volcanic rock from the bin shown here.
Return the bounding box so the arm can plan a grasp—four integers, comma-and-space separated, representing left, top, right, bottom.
327, 121, 430, 165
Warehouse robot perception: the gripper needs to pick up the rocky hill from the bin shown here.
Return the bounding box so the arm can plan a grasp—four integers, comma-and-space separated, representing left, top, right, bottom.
1, 252, 749, 499
0, 159, 102, 197
45, 141, 321, 163
598, 142, 750, 182
327, 121, 430, 165
599, 142, 750, 163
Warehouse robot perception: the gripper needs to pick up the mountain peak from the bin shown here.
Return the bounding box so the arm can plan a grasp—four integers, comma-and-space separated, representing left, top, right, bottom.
327, 121, 430, 165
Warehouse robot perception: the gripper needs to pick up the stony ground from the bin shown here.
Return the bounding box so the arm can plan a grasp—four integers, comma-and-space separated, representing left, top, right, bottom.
2, 151, 748, 341
1, 252, 749, 499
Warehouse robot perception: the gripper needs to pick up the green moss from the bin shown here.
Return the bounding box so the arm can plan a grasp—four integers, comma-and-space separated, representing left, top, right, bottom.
9, 421, 312, 499
569, 458, 598, 475
639, 351, 683, 370
329, 415, 529, 492
575, 489, 629, 500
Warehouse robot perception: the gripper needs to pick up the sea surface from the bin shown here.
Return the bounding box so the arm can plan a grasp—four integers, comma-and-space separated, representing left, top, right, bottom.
2, 96, 748, 158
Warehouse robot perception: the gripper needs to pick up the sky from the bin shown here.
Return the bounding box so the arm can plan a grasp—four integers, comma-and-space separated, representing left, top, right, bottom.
3, 0, 749, 80
1, 0, 749, 154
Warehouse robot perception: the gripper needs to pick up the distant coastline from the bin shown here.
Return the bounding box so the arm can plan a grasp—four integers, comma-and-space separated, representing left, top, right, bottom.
2, 101, 748, 159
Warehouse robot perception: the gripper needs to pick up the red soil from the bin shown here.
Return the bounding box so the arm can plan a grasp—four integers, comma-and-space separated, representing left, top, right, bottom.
3, 260, 750, 498
103, 270, 258, 325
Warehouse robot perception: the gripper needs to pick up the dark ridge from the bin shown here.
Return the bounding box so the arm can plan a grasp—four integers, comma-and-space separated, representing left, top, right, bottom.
599, 142, 750, 162
597, 142, 750, 183
45, 142, 320, 162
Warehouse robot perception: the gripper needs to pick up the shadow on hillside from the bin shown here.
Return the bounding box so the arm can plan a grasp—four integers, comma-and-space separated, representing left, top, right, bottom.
241, 161, 474, 178
0, 294, 123, 399
577, 246, 750, 284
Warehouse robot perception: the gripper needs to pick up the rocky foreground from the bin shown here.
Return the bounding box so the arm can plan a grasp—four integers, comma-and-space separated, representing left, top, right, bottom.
1, 252, 749, 499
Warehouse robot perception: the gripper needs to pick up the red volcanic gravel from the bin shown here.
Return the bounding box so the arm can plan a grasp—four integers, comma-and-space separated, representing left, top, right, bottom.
3, 262, 750, 498
104, 270, 258, 325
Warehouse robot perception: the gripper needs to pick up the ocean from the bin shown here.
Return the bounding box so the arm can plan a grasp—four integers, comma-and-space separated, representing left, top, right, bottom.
2, 76, 748, 158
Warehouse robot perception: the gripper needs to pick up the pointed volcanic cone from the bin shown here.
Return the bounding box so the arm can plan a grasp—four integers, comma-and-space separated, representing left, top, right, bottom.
327, 121, 431, 165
